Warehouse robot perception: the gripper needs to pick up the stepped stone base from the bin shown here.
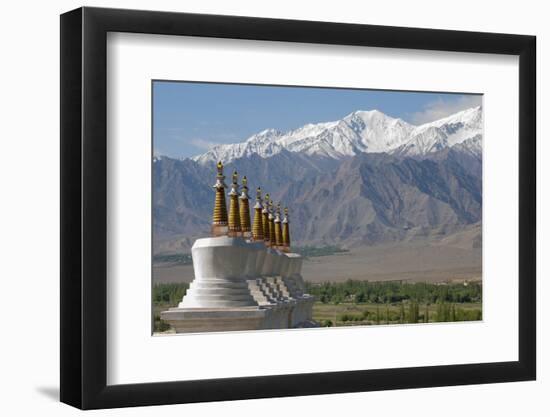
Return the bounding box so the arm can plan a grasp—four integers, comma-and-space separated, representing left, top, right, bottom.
161, 307, 266, 333
160, 236, 317, 333
162, 300, 316, 333
161, 275, 316, 333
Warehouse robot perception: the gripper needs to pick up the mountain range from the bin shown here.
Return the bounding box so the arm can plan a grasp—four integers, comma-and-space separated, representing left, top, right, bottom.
192, 106, 482, 163
153, 107, 482, 253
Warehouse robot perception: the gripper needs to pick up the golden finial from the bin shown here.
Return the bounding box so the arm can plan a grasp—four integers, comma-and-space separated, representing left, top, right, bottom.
211, 161, 228, 236
262, 193, 271, 244
252, 187, 264, 241
227, 170, 241, 236
255, 187, 262, 206
282, 207, 290, 251
213, 161, 227, 189
274, 202, 283, 248
239, 175, 251, 237
229, 170, 238, 193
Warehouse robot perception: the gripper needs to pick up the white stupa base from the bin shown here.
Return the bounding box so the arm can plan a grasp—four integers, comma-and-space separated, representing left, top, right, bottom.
160, 236, 317, 333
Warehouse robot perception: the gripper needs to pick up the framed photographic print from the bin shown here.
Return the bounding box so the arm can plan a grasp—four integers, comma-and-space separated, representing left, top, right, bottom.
60, 6, 536, 409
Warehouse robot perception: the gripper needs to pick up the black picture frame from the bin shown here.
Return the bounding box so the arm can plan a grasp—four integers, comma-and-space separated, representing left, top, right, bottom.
60, 6, 536, 410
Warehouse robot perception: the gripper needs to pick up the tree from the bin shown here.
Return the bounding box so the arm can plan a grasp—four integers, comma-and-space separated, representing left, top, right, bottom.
450, 304, 456, 322
425, 304, 430, 323
436, 301, 449, 322
408, 301, 419, 323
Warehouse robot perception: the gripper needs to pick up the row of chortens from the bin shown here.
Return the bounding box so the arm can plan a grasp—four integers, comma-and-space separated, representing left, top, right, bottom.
161, 162, 315, 333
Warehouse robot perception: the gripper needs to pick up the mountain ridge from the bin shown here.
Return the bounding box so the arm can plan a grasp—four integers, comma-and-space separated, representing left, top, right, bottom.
189, 106, 482, 164
153, 146, 482, 251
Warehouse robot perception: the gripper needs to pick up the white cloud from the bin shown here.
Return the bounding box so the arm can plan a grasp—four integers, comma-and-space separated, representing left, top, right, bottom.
409, 95, 482, 125
189, 138, 221, 150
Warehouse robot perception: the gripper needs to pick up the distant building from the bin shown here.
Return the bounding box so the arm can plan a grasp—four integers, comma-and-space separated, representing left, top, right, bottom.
161, 162, 315, 332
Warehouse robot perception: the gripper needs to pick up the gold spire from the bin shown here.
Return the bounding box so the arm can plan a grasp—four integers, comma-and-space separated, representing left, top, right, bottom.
268, 200, 276, 247
252, 187, 264, 241
211, 161, 228, 236
227, 171, 241, 236
239, 176, 251, 237
262, 193, 271, 245
282, 207, 290, 252
274, 202, 283, 248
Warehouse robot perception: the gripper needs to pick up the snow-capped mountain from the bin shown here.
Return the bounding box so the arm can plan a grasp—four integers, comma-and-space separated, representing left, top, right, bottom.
191, 106, 482, 164
414, 106, 482, 146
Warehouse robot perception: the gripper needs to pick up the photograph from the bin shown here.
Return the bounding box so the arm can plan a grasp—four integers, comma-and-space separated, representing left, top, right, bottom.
152, 81, 483, 334
1, 0, 542, 413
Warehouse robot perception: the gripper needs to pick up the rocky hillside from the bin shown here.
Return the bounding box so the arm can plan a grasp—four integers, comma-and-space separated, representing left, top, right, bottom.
153, 107, 482, 253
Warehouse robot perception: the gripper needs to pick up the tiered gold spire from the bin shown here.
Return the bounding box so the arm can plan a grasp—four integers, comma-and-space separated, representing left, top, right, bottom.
282, 207, 290, 252
227, 171, 241, 236
210, 164, 292, 245
262, 193, 271, 245
239, 176, 251, 237
211, 161, 228, 236
252, 187, 264, 241
274, 202, 283, 248
268, 200, 276, 247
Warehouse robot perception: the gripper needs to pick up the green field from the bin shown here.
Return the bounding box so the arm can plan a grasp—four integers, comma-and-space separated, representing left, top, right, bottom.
305, 279, 482, 304
293, 245, 349, 258
153, 253, 193, 266
152, 283, 188, 332
152, 280, 482, 332
307, 279, 482, 326
313, 301, 482, 327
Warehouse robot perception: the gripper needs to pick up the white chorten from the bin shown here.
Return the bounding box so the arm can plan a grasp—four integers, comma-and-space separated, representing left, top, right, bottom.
161, 162, 315, 333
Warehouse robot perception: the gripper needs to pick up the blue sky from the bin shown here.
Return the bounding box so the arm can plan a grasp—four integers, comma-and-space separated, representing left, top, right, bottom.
153, 81, 481, 158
